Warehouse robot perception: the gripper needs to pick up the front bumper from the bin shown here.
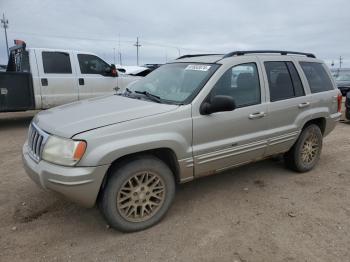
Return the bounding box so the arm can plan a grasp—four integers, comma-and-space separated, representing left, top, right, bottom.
22, 143, 110, 207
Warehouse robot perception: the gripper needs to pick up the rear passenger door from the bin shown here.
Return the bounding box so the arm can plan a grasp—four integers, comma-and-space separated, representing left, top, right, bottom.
262, 60, 311, 156
37, 50, 78, 108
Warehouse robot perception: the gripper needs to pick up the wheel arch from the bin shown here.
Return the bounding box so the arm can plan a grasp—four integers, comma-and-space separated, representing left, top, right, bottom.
97, 148, 180, 201
302, 117, 326, 135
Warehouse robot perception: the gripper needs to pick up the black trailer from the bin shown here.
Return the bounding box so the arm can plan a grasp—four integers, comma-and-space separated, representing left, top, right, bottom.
0, 41, 35, 112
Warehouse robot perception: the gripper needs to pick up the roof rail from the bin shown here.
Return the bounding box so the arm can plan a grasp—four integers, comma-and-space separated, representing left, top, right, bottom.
176, 54, 223, 60
222, 50, 316, 59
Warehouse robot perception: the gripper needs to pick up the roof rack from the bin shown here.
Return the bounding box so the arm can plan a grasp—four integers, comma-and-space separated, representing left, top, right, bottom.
176, 54, 223, 60
222, 50, 316, 59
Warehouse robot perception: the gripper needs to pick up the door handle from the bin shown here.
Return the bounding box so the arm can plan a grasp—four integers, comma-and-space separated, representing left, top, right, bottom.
41, 78, 48, 86
298, 102, 310, 108
78, 78, 85, 85
249, 112, 266, 119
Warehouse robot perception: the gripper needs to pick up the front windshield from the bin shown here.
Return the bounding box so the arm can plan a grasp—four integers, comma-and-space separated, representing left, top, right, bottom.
126, 63, 219, 104
334, 71, 350, 81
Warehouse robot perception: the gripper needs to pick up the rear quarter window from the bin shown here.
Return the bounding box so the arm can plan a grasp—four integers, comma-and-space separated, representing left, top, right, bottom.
299, 62, 333, 93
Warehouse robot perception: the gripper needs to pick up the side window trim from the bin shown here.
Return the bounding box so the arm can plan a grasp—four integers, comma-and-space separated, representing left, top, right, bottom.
290, 58, 312, 95
286, 62, 305, 97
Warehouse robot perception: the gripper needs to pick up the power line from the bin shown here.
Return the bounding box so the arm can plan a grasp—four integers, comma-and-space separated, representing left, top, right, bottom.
118, 33, 122, 65
9, 30, 211, 54
1, 13, 9, 59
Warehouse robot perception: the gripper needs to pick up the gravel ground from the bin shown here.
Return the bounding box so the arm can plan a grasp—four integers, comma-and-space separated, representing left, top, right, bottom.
0, 111, 349, 262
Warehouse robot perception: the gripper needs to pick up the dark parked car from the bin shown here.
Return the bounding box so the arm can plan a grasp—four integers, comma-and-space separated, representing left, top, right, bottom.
346, 92, 350, 120
332, 69, 350, 96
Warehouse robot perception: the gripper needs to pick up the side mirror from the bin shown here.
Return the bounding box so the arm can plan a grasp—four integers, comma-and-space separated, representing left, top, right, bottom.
200, 95, 236, 115
110, 64, 118, 77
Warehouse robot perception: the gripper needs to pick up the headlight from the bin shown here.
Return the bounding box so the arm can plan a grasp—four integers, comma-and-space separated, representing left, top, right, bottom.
42, 136, 87, 166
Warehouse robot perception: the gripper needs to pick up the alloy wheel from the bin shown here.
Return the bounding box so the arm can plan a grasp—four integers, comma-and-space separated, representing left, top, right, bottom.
116, 171, 166, 223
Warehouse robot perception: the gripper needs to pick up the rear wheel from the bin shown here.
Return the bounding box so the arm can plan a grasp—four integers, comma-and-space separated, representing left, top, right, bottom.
284, 124, 323, 172
100, 156, 175, 232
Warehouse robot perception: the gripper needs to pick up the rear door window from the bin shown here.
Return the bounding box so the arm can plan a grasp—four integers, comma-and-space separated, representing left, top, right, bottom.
264, 61, 305, 102
42, 52, 72, 74
299, 62, 333, 93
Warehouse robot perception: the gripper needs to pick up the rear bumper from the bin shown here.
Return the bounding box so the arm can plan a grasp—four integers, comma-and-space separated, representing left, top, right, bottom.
22, 143, 110, 207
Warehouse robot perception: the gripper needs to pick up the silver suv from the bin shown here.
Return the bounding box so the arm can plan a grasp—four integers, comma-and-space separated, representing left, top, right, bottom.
23, 50, 342, 232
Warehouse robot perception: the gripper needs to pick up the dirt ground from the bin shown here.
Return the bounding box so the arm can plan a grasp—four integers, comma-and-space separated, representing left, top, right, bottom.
0, 110, 349, 262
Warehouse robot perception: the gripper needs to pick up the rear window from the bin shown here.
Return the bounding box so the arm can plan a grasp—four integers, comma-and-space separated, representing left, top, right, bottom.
300, 62, 333, 93
42, 52, 72, 74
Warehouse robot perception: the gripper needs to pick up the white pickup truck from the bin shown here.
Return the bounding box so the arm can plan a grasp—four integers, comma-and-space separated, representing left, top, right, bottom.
0, 41, 139, 112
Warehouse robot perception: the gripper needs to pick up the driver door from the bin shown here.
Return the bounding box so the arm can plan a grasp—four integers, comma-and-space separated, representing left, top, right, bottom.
192, 61, 269, 177
75, 53, 118, 100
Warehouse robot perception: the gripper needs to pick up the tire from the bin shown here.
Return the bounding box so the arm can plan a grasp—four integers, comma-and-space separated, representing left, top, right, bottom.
346, 110, 350, 120
99, 156, 175, 232
284, 124, 323, 172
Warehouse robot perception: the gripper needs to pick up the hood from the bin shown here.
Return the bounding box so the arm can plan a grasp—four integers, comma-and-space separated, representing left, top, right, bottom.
34, 95, 178, 138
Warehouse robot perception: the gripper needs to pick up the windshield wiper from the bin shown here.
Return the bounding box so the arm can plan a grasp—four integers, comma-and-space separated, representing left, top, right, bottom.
134, 90, 162, 103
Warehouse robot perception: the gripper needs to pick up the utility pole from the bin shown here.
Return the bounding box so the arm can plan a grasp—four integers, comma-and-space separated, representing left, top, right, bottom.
118, 33, 121, 65
175, 47, 181, 57
119, 53, 122, 66
339, 56, 343, 69
1, 13, 9, 59
134, 37, 141, 66
113, 48, 116, 64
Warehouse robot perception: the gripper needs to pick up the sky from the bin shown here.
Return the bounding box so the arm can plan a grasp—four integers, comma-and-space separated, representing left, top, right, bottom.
0, 0, 349, 67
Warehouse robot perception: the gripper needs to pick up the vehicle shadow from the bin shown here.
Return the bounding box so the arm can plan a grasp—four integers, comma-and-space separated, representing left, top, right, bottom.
174, 158, 290, 202
15, 158, 290, 235
0, 111, 36, 130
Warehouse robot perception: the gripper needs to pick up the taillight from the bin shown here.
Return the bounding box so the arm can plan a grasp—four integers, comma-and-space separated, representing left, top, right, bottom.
337, 93, 342, 113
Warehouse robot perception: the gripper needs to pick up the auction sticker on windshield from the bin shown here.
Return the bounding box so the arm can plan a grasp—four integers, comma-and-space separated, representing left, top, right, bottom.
185, 65, 211, 71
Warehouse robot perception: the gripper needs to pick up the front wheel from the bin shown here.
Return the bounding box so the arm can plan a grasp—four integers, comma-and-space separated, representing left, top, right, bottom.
99, 156, 175, 232
284, 124, 323, 172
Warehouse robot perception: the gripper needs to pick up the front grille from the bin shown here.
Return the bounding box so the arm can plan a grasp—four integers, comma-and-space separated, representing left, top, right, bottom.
27, 123, 49, 162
